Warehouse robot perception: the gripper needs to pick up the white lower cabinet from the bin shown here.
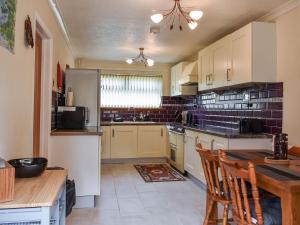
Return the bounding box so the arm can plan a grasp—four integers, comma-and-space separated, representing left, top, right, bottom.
105, 125, 167, 159
49, 136, 101, 197
111, 126, 138, 158
101, 126, 111, 159
184, 129, 272, 184
138, 126, 166, 157
184, 130, 206, 183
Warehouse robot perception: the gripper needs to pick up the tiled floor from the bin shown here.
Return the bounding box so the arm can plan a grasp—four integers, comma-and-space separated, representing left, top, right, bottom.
67, 163, 207, 225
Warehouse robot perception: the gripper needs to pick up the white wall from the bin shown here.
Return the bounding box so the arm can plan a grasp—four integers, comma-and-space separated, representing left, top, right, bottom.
75, 58, 171, 96
275, 6, 300, 146
0, 0, 74, 160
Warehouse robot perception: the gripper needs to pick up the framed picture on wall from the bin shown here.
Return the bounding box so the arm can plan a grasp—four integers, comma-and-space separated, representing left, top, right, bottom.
0, 0, 17, 53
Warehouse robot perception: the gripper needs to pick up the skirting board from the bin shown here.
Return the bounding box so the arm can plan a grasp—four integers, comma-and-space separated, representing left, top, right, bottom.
74, 196, 96, 208
102, 157, 168, 164
186, 172, 207, 191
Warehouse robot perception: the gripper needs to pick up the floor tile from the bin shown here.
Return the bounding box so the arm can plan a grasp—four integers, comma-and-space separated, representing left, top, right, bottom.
67, 163, 207, 225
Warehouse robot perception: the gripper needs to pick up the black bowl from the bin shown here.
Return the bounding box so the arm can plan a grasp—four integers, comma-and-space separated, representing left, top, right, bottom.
8, 158, 48, 178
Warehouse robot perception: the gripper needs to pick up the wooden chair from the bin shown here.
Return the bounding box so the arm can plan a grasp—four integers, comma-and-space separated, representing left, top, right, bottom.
218, 151, 282, 225
196, 144, 231, 225
288, 146, 300, 157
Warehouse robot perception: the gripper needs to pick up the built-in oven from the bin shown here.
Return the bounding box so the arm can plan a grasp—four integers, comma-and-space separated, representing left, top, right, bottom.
167, 125, 185, 174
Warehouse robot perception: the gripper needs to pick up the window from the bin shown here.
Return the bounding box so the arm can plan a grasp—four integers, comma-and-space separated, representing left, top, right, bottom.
101, 74, 163, 108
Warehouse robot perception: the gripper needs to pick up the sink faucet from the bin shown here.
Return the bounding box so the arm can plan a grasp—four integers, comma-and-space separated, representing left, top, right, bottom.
129, 107, 137, 121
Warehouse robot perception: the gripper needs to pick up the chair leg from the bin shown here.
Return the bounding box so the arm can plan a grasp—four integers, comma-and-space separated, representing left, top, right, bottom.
204, 198, 214, 225
222, 204, 229, 225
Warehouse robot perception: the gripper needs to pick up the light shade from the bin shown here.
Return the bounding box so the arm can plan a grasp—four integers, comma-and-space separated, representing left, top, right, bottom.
147, 59, 154, 67
126, 59, 133, 64
188, 21, 198, 30
189, 10, 203, 21
151, 14, 164, 24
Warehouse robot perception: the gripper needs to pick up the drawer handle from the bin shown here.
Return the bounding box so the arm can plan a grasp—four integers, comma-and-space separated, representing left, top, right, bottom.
112, 128, 115, 137
195, 136, 199, 146
161, 128, 163, 137
211, 139, 215, 151
226, 68, 231, 81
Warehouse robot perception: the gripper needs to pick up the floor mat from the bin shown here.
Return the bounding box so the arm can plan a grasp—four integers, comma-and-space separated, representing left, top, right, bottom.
134, 164, 185, 182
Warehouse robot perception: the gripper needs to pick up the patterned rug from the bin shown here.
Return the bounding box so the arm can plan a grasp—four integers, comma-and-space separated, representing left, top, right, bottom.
134, 164, 185, 182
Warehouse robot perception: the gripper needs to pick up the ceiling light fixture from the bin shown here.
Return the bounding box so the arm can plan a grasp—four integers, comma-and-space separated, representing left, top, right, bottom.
126, 48, 154, 67
151, 0, 203, 31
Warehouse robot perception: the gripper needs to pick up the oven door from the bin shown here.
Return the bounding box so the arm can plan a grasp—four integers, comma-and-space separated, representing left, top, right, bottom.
170, 143, 177, 163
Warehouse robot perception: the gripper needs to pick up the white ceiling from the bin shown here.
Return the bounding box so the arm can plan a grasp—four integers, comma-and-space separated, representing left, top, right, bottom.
57, 0, 289, 63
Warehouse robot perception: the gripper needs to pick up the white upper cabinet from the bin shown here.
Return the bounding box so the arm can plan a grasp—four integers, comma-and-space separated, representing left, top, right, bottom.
198, 22, 276, 91
198, 47, 213, 90
171, 62, 195, 96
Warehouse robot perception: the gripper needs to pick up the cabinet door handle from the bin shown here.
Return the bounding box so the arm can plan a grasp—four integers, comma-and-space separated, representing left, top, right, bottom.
226, 68, 231, 81
195, 136, 199, 146
210, 74, 214, 85
206, 74, 213, 86
112, 128, 115, 138
211, 139, 215, 151
161, 128, 163, 137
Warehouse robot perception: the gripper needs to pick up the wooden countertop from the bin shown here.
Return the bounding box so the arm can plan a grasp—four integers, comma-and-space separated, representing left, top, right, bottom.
0, 170, 67, 209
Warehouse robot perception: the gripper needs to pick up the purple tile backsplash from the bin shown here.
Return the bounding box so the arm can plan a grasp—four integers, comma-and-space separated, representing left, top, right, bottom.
187, 83, 283, 134
100, 83, 283, 134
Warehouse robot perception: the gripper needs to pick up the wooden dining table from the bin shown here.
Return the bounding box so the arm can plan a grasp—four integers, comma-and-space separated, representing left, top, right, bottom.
223, 150, 300, 225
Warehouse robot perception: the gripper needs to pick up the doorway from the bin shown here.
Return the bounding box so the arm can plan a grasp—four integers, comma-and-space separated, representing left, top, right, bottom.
33, 15, 53, 158
33, 32, 42, 157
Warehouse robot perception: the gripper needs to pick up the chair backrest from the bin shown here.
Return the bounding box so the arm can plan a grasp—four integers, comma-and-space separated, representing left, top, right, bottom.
196, 144, 229, 200
289, 146, 300, 157
219, 150, 263, 225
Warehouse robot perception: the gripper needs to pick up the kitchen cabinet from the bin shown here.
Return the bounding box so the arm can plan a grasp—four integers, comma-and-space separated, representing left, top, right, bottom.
198, 36, 231, 90
198, 47, 213, 91
137, 126, 166, 157
170, 62, 189, 96
198, 22, 276, 91
111, 126, 138, 158
229, 22, 276, 86
184, 129, 272, 184
184, 130, 206, 183
0, 171, 66, 225
101, 126, 111, 159
49, 135, 100, 208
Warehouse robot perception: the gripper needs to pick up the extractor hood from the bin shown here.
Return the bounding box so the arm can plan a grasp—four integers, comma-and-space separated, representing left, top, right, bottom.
179, 61, 198, 85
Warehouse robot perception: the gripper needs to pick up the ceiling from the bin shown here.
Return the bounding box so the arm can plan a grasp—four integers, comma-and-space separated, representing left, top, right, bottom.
57, 0, 289, 63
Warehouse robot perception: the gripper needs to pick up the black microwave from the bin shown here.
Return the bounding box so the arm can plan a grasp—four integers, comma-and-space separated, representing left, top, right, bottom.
56, 106, 88, 129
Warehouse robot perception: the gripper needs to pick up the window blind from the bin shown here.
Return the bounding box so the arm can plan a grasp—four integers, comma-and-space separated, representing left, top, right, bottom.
101, 74, 163, 108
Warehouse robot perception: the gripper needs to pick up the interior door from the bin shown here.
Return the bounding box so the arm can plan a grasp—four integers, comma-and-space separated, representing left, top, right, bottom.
33, 32, 42, 157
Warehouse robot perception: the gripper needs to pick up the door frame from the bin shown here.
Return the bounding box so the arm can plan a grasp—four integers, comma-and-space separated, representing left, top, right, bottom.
34, 13, 53, 158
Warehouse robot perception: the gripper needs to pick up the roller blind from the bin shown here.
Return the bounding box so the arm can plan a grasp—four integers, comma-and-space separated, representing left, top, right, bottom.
101, 74, 163, 108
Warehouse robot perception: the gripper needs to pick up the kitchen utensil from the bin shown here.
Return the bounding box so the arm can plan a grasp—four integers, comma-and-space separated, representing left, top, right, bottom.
8, 158, 48, 178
